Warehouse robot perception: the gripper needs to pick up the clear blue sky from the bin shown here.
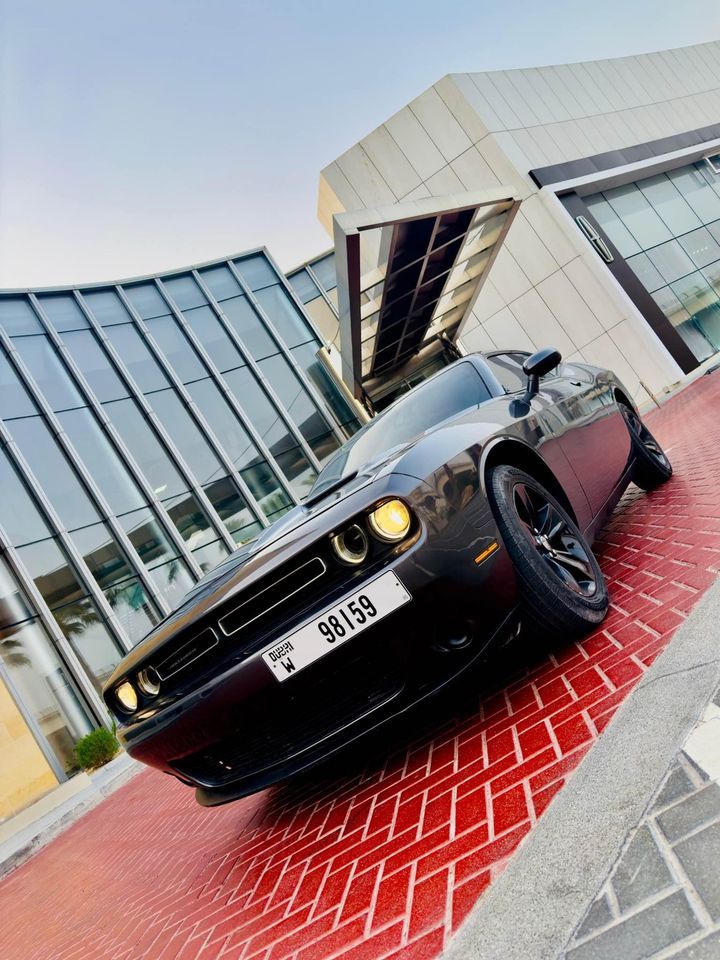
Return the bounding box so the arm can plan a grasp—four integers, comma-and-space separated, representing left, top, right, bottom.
1, 0, 718, 288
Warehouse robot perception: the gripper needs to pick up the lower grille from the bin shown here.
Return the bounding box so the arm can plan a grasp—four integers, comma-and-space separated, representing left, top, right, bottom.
173, 659, 403, 787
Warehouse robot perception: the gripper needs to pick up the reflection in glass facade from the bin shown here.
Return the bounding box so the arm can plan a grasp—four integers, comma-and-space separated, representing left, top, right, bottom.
586, 161, 720, 362
0, 249, 362, 808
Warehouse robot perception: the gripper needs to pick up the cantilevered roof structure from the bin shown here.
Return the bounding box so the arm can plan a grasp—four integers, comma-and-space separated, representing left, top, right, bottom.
333, 189, 521, 402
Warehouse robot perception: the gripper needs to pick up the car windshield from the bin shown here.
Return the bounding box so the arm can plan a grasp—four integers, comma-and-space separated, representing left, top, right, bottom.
308, 361, 491, 497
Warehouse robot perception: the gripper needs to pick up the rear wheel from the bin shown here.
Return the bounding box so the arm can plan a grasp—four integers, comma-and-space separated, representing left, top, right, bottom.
487, 465, 608, 638
619, 403, 672, 490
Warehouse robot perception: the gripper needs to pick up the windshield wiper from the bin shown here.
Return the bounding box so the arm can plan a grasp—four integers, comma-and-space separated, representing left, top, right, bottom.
304, 470, 358, 507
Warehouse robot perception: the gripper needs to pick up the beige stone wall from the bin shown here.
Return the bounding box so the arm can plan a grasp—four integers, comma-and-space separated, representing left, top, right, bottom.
0, 677, 57, 821
319, 42, 720, 401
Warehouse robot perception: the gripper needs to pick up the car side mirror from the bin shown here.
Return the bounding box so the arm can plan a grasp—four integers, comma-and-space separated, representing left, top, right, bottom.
522, 348, 562, 400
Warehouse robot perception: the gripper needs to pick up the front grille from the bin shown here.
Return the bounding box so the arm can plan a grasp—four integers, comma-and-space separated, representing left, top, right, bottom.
172, 654, 403, 787
218, 557, 326, 636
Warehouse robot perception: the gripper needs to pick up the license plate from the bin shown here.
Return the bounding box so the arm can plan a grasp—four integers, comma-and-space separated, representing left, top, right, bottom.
262, 571, 411, 682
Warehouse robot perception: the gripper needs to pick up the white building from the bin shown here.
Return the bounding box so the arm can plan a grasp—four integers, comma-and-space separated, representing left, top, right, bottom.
313, 40, 720, 410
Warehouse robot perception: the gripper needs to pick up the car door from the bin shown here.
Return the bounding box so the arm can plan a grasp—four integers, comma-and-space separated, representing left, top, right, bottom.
486, 352, 630, 520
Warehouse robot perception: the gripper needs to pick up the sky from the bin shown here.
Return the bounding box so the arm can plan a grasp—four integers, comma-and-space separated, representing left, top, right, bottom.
1, 0, 719, 288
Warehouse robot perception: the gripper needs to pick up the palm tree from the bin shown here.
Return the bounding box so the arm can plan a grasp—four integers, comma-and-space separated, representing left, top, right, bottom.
54, 598, 101, 641
0, 624, 30, 669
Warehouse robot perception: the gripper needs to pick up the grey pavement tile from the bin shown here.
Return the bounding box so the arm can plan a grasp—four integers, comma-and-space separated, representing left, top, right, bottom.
674, 822, 720, 922
657, 784, 720, 843
652, 763, 697, 812
576, 895, 613, 940
667, 930, 720, 959
565, 890, 700, 960
611, 824, 674, 913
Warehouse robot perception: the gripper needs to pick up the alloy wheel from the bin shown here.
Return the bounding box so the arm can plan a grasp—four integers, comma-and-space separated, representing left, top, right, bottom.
511, 482, 597, 597
621, 405, 670, 469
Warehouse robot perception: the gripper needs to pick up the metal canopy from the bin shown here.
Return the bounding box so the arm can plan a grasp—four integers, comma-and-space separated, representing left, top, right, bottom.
333, 190, 521, 401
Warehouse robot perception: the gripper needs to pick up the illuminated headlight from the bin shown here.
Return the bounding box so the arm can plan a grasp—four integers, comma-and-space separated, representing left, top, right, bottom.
115, 680, 138, 713
368, 499, 412, 542
137, 667, 161, 697
331, 523, 369, 565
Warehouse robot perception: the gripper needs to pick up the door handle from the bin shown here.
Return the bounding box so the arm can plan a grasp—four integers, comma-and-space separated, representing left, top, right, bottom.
575, 216, 614, 263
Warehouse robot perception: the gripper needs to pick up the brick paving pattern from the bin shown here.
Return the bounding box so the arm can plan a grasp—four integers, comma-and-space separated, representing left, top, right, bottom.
2, 374, 720, 960
563, 686, 720, 960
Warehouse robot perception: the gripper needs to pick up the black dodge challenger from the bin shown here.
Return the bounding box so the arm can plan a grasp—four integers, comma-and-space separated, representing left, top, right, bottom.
103, 348, 672, 805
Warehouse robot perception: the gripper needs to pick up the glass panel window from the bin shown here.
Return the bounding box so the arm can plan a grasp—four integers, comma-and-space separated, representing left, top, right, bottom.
71, 523, 137, 592
1, 617, 94, 767
36, 294, 89, 332
183, 305, 245, 371
667, 168, 720, 224
81, 289, 131, 326
198, 265, 243, 301
241, 461, 292, 517
637, 175, 702, 236
162, 275, 207, 311
192, 539, 230, 575
203, 477, 261, 543
291, 343, 360, 433
670, 273, 720, 351
287, 269, 319, 304
123, 283, 170, 320
233, 255, 278, 291
102, 397, 187, 500
8, 417, 100, 532
147, 558, 195, 611
16, 538, 86, 610
11, 336, 84, 411
58, 408, 146, 516
0, 449, 52, 546
149, 388, 224, 484
0, 348, 37, 418
145, 316, 207, 383
311, 254, 337, 292
273, 446, 317, 498
603, 183, 673, 249
626, 252, 666, 293
119, 508, 176, 569
62, 330, 129, 402
185, 378, 259, 472
52, 598, 123, 691
105, 578, 159, 646
303, 295, 339, 343
219, 295, 277, 360
224, 366, 296, 456
678, 227, 720, 269
104, 324, 170, 393
0, 297, 43, 335
164, 492, 216, 550
259, 353, 333, 449
651, 287, 715, 362
584, 196, 641, 258
253, 285, 315, 348
646, 241, 695, 285
0, 555, 35, 628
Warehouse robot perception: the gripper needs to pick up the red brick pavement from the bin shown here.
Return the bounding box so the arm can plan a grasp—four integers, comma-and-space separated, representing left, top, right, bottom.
3, 375, 720, 960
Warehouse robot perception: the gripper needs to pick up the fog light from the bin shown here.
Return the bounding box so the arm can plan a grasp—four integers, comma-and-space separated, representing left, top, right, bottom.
115, 680, 138, 713
137, 667, 161, 697
331, 524, 369, 565
368, 499, 411, 542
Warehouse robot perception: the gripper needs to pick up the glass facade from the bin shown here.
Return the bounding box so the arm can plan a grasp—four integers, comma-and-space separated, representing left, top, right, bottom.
585, 160, 720, 362
0, 248, 362, 814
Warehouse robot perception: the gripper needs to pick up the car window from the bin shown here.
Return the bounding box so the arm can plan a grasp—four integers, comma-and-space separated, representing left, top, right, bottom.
309, 362, 491, 495
485, 354, 527, 393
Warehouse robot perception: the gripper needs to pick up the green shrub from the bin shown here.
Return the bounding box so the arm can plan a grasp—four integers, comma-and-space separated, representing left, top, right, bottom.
74, 727, 120, 771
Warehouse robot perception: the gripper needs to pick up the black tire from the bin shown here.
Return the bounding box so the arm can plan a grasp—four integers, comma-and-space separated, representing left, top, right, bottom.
487, 465, 608, 638
619, 403, 672, 491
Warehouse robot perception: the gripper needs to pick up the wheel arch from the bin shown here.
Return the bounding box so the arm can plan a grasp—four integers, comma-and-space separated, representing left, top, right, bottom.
481, 438, 579, 525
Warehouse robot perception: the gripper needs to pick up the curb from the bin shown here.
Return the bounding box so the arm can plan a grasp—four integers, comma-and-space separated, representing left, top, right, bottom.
443, 576, 720, 960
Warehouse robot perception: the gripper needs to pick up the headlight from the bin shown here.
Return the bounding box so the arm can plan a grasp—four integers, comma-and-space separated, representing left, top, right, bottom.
368, 499, 411, 542
137, 667, 160, 697
115, 680, 138, 713
331, 523, 369, 565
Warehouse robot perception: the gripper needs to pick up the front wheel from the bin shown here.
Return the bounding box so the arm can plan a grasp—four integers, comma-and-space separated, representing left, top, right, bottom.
487, 466, 608, 638
619, 403, 672, 490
